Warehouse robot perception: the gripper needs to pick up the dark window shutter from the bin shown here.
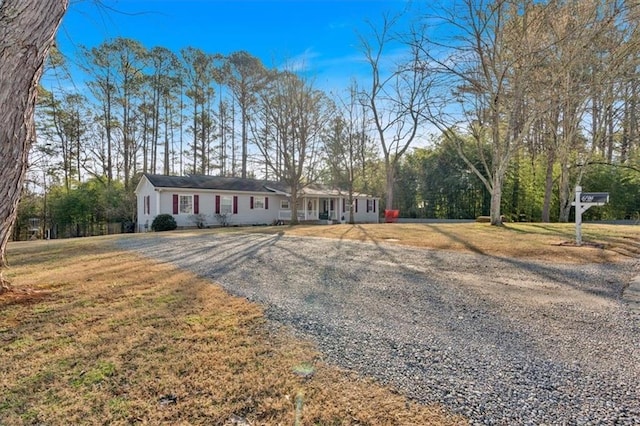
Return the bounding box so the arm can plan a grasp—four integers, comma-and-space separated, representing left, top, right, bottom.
250, 196, 254, 209
355, 199, 358, 213
215, 195, 220, 214
173, 194, 178, 214
373, 199, 376, 213
342, 198, 345, 213
330, 199, 334, 211
194, 195, 199, 214
265, 197, 269, 210
233, 196, 238, 214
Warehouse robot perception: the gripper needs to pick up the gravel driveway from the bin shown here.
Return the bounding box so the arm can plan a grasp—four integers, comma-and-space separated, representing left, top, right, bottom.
118, 232, 640, 425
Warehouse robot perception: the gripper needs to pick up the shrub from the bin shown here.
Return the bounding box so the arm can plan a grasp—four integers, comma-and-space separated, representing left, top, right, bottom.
151, 214, 177, 232
188, 213, 207, 228
215, 213, 231, 227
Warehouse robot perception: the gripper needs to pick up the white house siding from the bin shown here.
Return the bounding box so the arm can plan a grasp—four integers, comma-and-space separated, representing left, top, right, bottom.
152, 188, 285, 229
135, 178, 157, 232
218, 192, 285, 226
330, 196, 379, 224
358, 196, 380, 223
135, 175, 380, 231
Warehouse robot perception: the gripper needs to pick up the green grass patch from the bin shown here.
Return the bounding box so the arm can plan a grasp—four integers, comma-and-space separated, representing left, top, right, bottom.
72, 361, 117, 387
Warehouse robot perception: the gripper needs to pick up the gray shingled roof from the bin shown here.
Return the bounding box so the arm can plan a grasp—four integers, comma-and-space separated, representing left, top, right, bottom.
143, 174, 287, 193
143, 173, 376, 198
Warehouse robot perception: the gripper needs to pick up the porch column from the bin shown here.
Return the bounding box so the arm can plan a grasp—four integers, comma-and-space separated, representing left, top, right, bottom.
303, 197, 308, 221
331, 197, 336, 220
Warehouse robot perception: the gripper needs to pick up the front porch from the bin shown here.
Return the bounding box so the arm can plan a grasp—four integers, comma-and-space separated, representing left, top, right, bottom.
278, 196, 346, 223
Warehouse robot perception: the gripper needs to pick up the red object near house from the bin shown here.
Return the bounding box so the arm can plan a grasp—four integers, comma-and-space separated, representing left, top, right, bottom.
384, 209, 399, 223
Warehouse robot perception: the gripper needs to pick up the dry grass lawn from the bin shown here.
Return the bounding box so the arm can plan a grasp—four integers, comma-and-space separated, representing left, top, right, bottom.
1, 237, 463, 425
258, 222, 640, 264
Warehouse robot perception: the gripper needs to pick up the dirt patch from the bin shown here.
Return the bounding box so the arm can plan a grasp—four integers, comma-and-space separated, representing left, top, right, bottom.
556, 240, 606, 249
0, 288, 53, 306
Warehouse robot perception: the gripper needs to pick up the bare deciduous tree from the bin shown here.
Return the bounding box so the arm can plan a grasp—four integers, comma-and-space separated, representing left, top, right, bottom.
360, 14, 432, 212
253, 71, 331, 224
424, 0, 554, 225
325, 82, 376, 224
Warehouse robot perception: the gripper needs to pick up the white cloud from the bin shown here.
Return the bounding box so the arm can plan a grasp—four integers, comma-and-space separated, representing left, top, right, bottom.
276, 48, 321, 73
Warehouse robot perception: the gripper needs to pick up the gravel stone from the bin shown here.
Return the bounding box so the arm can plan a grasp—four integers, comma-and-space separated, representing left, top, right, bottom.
118, 232, 640, 424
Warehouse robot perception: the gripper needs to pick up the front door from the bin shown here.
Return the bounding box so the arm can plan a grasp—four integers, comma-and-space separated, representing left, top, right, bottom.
320, 198, 336, 220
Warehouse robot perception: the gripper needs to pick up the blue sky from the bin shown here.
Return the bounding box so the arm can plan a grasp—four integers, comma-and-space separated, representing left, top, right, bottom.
56, 0, 420, 92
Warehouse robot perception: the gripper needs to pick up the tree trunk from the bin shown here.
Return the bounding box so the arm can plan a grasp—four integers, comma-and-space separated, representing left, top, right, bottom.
105, 83, 113, 185
489, 175, 503, 226
241, 105, 248, 179
164, 96, 170, 175
558, 161, 571, 222
385, 162, 395, 211
541, 149, 555, 223
290, 188, 299, 225
0, 0, 68, 291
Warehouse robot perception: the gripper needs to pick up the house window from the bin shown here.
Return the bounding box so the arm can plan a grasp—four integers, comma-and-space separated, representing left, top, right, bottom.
179, 195, 192, 214
281, 199, 290, 210
254, 197, 265, 209
221, 196, 233, 214
367, 199, 373, 213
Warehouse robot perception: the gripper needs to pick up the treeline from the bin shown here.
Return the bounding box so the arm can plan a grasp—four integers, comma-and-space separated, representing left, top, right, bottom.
15, 178, 136, 241
394, 141, 640, 222
16, 0, 640, 240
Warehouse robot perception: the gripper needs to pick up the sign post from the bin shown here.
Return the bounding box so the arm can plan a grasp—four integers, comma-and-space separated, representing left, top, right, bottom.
572, 186, 609, 246
575, 186, 583, 246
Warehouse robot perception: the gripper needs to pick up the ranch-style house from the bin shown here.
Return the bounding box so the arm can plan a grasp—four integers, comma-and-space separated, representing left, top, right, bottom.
135, 173, 380, 232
